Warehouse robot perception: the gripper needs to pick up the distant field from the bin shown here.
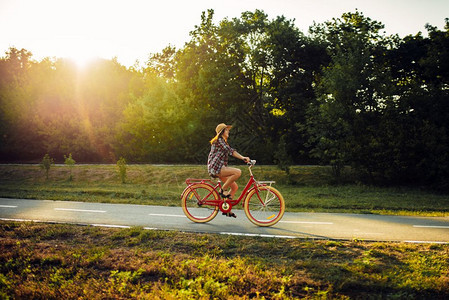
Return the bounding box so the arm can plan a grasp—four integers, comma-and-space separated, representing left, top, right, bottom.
0, 164, 448, 216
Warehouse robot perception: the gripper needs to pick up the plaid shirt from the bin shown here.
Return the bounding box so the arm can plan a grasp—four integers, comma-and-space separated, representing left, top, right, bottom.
207, 137, 235, 177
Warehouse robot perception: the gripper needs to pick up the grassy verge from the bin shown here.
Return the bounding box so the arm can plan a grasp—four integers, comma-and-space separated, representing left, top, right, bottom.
1, 221, 448, 299
0, 164, 448, 216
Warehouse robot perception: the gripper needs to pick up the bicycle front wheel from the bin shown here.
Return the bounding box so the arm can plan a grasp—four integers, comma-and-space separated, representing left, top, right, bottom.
181, 183, 219, 223
244, 185, 285, 227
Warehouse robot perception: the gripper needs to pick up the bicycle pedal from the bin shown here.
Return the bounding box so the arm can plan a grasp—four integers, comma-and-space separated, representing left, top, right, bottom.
222, 212, 237, 218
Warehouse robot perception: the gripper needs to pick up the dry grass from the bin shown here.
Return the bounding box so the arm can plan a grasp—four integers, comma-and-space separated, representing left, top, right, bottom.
1, 221, 448, 299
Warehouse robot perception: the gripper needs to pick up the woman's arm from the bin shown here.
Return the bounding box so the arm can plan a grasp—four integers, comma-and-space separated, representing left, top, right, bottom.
232, 151, 250, 163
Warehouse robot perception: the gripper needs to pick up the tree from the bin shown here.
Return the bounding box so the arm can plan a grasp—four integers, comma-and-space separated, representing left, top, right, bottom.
64, 153, 76, 181
116, 157, 127, 184
305, 11, 398, 178
0, 47, 41, 161
116, 73, 196, 162
174, 9, 256, 161
306, 13, 449, 188
147, 45, 178, 80
174, 9, 323, 163
384, 19, 449, 187
263, 16, 327, 164
40, 154, 54, 180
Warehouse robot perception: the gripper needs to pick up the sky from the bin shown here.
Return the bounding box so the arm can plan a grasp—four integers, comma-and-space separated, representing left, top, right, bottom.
0, 0, 448, 67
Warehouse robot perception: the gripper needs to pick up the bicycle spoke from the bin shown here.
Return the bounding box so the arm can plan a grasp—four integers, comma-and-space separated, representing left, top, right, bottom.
244, 186, 285, 227
182, 183, 219, 223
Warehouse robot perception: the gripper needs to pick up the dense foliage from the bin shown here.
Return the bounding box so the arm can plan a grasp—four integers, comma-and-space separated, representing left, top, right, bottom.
1, 10, 448, 188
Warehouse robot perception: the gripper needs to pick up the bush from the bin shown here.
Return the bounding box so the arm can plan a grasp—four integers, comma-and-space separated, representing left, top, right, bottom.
40, 154, 54, 180
116, 157, 127, 183
64, 153, 76, 181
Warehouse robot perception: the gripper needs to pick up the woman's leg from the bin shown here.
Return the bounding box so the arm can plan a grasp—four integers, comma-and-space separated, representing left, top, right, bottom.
218, 166, 241, 198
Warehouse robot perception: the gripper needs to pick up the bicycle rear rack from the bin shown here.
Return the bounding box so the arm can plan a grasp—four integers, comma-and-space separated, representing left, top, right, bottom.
185, 178, 214, 185
186, 178, 275, 186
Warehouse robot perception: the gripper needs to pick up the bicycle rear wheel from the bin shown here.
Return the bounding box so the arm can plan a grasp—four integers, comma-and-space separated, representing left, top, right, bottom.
181, 183, 219, 223
244, 185, 285, 227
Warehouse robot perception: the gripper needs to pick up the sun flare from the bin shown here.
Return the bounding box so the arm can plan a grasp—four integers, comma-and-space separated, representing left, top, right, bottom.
65, 45, 99, 69
60, 39, 105, 69
68, 54, 96, 69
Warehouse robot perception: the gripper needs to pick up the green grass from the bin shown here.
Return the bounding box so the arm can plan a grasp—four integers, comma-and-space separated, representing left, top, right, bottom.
1, 221, 448, 299
0, 164, 448, 216
2, 165, 447, 298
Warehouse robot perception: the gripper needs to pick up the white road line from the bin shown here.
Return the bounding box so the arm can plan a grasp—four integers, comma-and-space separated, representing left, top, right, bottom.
1, 217, 34, 222
91, 224, 161, 230
54, 208, 106, 213
405, 240, 449, 244
280, 221, 333, 225
92, 224, 130, 228
44, 200, 83, 204
219, 232, 297, 239
0, 205, 18, 208
149, 213, 185, 218
413, 225, 449, 229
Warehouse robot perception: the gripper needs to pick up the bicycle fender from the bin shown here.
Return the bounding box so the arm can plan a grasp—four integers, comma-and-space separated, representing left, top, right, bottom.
180, 182, 216, 200
241, 186, 258, 205
180, 184, 196, 200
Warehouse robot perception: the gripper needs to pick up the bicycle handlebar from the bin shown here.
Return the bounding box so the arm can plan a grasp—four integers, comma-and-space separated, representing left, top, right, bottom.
247, 159, 256, 166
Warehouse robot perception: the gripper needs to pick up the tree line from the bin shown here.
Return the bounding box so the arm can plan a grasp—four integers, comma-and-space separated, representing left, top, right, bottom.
1, 10, 448, 188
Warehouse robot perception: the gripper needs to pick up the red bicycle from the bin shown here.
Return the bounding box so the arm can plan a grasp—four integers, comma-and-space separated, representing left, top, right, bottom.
181, 160, 285, 227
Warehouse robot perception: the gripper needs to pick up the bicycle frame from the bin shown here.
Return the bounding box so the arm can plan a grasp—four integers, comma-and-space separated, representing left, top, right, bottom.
181, 160, 285, 226
182, 162, 274, 213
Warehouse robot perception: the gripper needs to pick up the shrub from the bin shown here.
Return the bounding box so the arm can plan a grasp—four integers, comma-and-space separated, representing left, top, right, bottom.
64, 153, 76, 181
116, 157, 127, 183
40, 154, 54, 180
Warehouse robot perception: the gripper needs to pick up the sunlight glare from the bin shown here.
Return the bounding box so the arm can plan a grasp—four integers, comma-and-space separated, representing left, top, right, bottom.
61, 40, 105, 69
68, 53, 96, 69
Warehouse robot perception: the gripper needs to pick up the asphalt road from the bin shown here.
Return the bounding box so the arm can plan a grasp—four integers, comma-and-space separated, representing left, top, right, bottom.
1, 198, 448, 243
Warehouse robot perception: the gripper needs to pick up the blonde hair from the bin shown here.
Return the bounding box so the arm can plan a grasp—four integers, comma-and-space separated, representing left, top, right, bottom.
210, 129, 227, 144
210, 123, 231, 144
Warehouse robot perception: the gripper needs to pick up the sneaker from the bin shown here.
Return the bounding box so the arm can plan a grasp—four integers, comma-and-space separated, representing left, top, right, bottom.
222, 212, 237, 218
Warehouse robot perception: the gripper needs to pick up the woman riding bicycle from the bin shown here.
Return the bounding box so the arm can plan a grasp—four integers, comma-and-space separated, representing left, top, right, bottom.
208, 123, 250, 200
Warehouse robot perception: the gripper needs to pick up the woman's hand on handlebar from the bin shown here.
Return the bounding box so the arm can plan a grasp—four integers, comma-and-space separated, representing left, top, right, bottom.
244, 158, 257, 166
247, 160, 256, 166
242, 157, 250, 163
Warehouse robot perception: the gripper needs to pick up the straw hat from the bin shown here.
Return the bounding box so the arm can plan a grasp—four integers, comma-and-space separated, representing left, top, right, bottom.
215, 123, 232, 135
